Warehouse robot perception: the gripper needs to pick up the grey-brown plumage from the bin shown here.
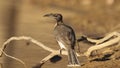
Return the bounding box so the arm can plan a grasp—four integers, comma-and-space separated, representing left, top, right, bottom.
44, 13, 80, 67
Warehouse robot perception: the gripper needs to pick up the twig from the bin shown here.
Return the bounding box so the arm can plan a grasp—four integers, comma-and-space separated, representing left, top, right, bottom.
40, 52, 57, 65
0, 32, 120, 67
0, 36, 80, 67
86, 31, 120, 44
0, 48, 27, 68
84, 32, 120, 57
0, 36, 55, 56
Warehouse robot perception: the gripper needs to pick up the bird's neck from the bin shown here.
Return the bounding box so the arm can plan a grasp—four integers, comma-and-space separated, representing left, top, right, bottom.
57, 20, 64, 25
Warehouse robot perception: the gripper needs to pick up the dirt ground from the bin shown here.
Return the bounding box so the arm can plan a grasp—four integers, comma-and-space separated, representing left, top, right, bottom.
1, 0, 120, 68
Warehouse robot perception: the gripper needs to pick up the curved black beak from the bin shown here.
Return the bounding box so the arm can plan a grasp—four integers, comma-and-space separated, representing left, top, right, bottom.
43, 13, 54, 17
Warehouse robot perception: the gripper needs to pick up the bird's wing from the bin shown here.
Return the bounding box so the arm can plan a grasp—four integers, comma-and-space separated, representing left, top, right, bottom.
67, 29, 76, 49
56, 29, 75, 49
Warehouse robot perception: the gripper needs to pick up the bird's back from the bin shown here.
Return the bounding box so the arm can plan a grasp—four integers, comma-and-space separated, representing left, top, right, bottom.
54, 24, 76, 49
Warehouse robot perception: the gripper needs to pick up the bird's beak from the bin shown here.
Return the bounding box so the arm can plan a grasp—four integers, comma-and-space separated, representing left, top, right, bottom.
43, 14, 50, 17
43, 13, 54, 17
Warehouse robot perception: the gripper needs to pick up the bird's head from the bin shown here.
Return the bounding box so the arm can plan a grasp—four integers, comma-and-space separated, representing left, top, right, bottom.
43, 13, 63, 23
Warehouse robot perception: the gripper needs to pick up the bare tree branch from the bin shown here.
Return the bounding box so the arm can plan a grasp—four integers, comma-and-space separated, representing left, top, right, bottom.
84, 31, 120, 57
0, 36, 55, 56
0, 36, 80, 67
85, 36, 120, 57
0, 32, 120, 67
86, 31, 120, 44
0, 48, 27, 68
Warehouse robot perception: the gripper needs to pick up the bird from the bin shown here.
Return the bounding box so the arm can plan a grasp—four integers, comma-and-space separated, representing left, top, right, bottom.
43, 13, 80, 67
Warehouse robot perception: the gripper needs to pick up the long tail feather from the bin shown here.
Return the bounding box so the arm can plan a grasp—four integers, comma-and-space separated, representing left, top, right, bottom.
67, 49, 81, 67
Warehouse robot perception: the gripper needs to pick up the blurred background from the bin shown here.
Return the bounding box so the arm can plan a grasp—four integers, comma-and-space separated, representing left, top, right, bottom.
0, 0, 120, 68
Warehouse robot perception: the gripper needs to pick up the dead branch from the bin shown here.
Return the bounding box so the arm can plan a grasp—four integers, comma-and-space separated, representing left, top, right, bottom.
1, 31, 120, 67
0, 48, 27, 68
0, 36, 55, 56
84, 36, 120, 57
84, 31, 120, 57
0, 36, 79, 55
0, 36, 80, 67
86, 31, 120, 44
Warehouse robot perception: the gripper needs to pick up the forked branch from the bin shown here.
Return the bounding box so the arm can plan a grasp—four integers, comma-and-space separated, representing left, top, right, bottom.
0, 31, 120, 67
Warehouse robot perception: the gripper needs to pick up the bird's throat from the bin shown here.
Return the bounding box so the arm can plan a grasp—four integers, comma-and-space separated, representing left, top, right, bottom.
57, 21, 64, 25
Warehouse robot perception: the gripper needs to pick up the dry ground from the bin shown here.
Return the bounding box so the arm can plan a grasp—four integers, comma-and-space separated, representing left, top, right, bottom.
1, 0, 120, 68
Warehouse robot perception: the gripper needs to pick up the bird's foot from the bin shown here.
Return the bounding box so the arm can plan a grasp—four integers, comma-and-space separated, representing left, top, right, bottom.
59, 49, 66, 55
59, 49, 62, 55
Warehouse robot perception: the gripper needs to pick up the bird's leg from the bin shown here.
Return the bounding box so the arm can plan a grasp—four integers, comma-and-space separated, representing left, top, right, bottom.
76, 41, 81, 53
59, 49, 63, 55
60, 49, 62, 55
59, 48, 66, 55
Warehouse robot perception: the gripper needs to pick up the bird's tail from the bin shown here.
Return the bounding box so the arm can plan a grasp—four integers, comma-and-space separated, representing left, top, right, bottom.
67, 48, 80, 67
